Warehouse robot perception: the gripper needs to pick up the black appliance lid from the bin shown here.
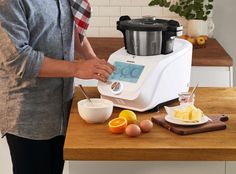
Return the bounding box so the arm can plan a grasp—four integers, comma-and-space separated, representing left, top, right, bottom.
118, 17, 182, 32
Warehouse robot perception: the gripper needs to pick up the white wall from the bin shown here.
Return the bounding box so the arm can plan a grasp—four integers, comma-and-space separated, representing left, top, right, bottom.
0, 137, 12, 174
87, 0, 190, 37
87, 0, 214, 37
213, 0, 236, 86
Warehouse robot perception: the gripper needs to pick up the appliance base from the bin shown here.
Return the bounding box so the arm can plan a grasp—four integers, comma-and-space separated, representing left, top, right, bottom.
147, 98, 178, 112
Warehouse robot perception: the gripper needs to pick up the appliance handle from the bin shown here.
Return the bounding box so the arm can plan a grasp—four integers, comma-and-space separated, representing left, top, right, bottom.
117, 15, 131, 49
176, 26, 183, 31
176, 31, 183, 37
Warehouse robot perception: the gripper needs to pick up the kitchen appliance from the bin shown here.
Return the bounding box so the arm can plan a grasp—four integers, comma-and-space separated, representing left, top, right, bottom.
117, 15, 183, 56
97, 16, 192, 112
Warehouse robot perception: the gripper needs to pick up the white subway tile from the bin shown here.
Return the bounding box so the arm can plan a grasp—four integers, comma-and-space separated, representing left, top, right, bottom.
86, 27, 100, 37
121, 7, 142, 17
110, 0, 131, 6
99, 7, 121, 16
131, 0, 151, 7
90, 17, 110, 27
162, 8, 179, 18
141, 7, 163, 17
90, 0, 109, 7
110, 17, 120, 27
99, 27, 122, 37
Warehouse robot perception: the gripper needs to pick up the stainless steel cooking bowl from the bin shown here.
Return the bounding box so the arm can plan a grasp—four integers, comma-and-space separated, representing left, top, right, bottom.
125, 30, 162, 56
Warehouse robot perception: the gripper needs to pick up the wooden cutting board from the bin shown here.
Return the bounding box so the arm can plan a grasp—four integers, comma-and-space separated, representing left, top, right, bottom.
151, 114, 229, 135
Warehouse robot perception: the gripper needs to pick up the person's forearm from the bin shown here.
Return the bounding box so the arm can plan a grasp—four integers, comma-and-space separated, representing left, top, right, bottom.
75, 35, 97, 59
38, 36, 115, 80
38, 56, 114, 82
38, 57, 75, 78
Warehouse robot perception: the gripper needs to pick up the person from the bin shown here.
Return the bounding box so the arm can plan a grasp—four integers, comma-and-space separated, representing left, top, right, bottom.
0, 0, 114, 174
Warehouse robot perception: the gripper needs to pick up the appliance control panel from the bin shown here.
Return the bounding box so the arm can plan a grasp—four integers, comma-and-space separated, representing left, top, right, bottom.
109, 61, 145, 84
98, 47, 169, 100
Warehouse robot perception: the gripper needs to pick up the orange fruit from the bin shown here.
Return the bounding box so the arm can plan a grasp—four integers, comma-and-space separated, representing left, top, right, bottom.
108, 117, 127, 134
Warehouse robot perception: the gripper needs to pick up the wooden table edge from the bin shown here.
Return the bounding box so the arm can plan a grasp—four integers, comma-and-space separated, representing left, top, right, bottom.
64, 148, 236, 161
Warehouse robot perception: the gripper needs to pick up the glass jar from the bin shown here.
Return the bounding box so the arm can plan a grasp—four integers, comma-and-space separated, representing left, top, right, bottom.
178, 92, 195, 106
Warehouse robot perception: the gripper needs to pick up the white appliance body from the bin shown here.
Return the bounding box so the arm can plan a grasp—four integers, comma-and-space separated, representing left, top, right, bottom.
97, 39, 192, 112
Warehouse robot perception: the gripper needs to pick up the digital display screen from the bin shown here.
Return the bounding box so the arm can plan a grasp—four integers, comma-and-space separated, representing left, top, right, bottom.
109, 61, 145, 83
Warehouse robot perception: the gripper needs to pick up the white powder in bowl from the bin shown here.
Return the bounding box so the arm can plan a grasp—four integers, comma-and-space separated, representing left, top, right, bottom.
82, 99, 108, 108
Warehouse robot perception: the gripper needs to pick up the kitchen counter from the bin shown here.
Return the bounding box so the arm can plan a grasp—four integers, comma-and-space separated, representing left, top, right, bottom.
84, 38, 233, 67
64, 87, 236, 161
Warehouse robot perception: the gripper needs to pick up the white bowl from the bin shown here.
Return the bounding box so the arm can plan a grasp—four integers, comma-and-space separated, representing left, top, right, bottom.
77, 98, 113, 123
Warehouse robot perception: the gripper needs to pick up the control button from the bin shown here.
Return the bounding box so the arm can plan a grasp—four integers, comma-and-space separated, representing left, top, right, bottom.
111, 81, 124, 95
130, 68, 140, 78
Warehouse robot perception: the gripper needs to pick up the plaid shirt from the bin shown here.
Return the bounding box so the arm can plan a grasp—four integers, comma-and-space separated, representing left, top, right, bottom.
70, 0, 91, 43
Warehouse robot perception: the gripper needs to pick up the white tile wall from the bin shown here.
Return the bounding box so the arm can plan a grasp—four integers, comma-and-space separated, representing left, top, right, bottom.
90, 0, 109, 6
131, 0, 152, 7
141, 7, 163, 17
121, 7, 142, 16
87, 0, 213, 38
90, 17, 110, 27
110, 0, 131, 6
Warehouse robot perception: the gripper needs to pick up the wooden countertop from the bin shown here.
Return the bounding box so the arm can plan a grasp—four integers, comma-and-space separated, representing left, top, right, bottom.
86, 37, 233, 67
64, 87, 236, 161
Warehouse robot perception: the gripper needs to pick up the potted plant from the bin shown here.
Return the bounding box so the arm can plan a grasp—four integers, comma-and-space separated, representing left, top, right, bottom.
149, 0, 213, 21
148, 0, 214, 38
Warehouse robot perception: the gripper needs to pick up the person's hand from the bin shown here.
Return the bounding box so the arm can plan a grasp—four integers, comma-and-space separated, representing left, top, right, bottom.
73, 58, 115, 82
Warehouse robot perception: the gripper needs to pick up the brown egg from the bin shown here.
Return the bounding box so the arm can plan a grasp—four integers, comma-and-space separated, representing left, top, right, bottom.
125, 124, 141, 137
139, 120, 153, 133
